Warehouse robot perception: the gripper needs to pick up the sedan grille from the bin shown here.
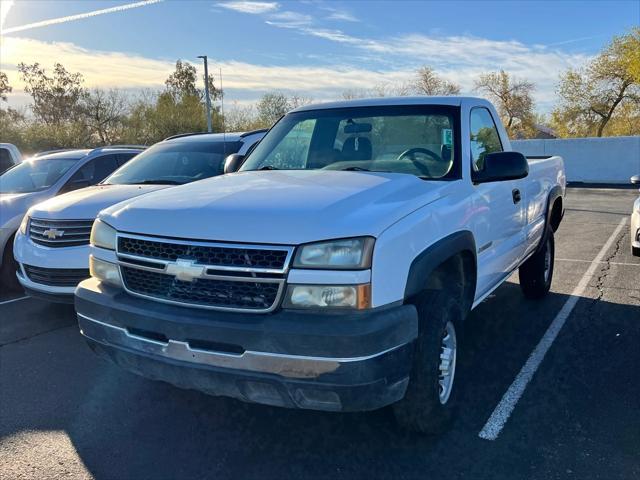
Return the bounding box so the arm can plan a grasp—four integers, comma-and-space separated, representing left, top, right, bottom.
121, 266, 282, 311
23, 264, 90, 287
29, 218, 94, 247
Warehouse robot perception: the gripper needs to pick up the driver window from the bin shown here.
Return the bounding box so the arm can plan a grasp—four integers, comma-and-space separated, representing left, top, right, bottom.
470, 108, 503, 171
67, 154, 119, 187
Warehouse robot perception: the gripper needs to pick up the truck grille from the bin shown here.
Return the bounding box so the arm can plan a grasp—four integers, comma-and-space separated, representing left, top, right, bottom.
121, 267, 281, 311
116, 234, 293, 312
23, 264, 90, 287
29, 218, 94, 247
118, 237, 289, 270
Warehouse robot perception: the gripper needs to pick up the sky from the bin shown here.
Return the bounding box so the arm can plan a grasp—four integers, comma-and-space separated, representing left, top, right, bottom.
0, 0, 638, 113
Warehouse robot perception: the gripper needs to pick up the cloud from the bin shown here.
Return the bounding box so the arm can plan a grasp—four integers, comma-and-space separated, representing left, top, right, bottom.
320, 6, 359, 22
1, 0, 163, 35
266, 11, 312, 27
0, 0, 14, 32
216, 1, 279, 14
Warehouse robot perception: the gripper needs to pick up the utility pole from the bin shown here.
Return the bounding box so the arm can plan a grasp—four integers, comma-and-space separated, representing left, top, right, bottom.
197, 55, 212, 133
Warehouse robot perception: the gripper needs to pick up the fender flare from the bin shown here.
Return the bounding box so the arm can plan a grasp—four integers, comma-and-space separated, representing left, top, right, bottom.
536, 185, 563, 252
403, 230, 477, 301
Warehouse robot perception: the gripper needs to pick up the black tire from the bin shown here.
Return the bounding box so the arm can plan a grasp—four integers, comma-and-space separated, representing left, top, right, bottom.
393, 292, 462, 434
519, 231, 554, 299
0, 235, 21, 292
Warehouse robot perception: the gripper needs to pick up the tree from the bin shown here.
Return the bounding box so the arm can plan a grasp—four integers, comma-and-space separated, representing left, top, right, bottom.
18, 62, 87, 125
552, 28, 640, 137
84, 89, 129, 144
474, 70, 535, 138
257, 92, 291, 126
0, 72, 11, 103
413, 67, 460, 96
165, 60, 222, 103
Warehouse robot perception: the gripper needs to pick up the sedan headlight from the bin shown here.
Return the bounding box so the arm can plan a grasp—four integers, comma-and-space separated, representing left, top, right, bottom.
284, 284, 371, 309
90, 219, 117, 250
19, 214, 30, 235
89, 256, 122, 287
293, 237, 374, 269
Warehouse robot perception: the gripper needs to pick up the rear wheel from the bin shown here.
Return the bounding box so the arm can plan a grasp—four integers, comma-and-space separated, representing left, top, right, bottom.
519, 231, 554, 299
393, 292, 462, 434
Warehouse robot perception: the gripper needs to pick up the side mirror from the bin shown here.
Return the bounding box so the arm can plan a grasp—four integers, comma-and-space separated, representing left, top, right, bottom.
473, 151, 529, 184
631, 175, 640, 185
223, 154, 245, 174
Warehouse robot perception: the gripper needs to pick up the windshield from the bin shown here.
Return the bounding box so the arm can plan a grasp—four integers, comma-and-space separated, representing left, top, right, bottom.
0, 157, 79, 194
104, 140, 241, 185
241, 105, 460, 179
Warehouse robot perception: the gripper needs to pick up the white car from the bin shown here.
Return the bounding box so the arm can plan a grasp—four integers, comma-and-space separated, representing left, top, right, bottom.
631, 175, 639, 257
13, 130, 265, 302
1, 146, 143, 289
76, 97, 565, 434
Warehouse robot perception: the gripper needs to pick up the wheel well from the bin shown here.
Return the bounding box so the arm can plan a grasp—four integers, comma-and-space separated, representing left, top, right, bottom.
549, 197, 563, 232
423, 251, 476, 316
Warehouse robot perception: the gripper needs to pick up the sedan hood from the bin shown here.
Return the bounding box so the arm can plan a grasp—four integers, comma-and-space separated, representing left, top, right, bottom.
29, 184, 169, 221
101, 170, 454, 245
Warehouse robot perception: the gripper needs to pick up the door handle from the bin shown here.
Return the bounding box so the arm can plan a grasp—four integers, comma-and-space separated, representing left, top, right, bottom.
512, 188, 521, 204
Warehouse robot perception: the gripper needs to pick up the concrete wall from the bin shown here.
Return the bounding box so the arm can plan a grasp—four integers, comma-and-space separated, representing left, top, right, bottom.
512, 136, 640, 184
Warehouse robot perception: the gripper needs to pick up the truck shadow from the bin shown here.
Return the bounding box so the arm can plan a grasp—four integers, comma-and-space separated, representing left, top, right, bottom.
3, 282, 639, 479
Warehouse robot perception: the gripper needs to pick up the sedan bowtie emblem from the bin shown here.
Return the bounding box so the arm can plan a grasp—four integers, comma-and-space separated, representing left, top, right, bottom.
43, 228, 64, 239
165, 258, 205, 282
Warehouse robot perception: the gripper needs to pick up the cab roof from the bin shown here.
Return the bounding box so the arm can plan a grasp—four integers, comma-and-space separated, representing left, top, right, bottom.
290, 96, 487, 113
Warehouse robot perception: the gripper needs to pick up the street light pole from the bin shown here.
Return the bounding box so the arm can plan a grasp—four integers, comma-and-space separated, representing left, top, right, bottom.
197, 55, 212, 133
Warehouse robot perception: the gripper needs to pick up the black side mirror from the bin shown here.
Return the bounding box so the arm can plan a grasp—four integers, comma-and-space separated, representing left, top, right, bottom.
631, 175, 640, 185
223, 154, 245, 174
473, 151, 529, 183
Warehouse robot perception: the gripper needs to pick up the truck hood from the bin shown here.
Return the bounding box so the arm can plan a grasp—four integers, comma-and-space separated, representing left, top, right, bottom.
29, 184, 169, 221
101, 170, 454, 245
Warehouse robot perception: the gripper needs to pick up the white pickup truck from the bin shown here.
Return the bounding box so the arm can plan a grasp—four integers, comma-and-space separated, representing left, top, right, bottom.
76, 97, 565, 433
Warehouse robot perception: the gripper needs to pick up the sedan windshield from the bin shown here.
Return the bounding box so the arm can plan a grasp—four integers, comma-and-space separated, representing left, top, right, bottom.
241, 105, 460, 180
0, 157, 79, 194
104, 141, 240, 186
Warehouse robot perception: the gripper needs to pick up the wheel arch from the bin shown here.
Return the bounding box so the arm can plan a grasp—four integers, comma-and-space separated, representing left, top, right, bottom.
403, 231, 477, 316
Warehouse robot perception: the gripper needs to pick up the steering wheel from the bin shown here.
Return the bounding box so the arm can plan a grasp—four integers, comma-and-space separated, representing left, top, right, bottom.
396, 147, 442, 177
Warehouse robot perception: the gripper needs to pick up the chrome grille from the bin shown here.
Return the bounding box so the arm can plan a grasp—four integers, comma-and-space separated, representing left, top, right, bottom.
23, 264, 90, 287
116, 234, 293, 313
29, 218, 94, 247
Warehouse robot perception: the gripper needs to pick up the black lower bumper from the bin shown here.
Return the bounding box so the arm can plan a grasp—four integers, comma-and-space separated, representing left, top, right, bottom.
75, 279, 419, 412
24, 286, 75, 304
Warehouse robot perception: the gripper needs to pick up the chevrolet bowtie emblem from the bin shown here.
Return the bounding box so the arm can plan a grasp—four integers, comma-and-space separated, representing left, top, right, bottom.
165, 258, 205, 282
43, 228, 64, 239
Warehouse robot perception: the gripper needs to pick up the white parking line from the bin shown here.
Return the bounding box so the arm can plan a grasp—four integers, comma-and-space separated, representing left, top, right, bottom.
557, 258, 639, 267
479, 217, 628, 441
0, 295, 29, 306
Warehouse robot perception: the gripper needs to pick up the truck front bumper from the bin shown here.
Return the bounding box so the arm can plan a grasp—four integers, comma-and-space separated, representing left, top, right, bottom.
75, 278, 419, 412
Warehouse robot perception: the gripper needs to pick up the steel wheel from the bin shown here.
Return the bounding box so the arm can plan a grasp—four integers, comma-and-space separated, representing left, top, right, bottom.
438, 320, 457, 405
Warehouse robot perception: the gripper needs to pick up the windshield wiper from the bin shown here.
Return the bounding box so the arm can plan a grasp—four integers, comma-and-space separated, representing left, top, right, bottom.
131, 179, 184, 185
258, 165, 279, 170
340, 166, 370, 171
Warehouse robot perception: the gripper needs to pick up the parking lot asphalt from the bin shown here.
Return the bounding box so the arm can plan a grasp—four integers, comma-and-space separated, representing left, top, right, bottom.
1, 187, 638, 480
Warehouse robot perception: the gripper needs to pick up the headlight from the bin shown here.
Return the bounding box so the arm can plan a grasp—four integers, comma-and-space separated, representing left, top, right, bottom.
90, 219, 117, 250
283, 284, 371, 309
293, 237, 374, 269
19, 214, 30, 235
89, 256, 122, 287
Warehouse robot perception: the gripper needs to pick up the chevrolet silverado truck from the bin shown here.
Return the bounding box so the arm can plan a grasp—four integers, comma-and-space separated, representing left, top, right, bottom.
13, 130, 265, 302
75, 97, 565, 433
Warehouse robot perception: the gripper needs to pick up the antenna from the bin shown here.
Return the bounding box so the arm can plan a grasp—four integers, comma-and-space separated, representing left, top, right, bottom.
220, 67, 226, 152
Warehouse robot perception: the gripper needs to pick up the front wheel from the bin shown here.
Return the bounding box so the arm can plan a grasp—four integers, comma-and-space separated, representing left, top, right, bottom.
393, 292, 462, 434
519, 231, 555, 299
0, 236, 21, 292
